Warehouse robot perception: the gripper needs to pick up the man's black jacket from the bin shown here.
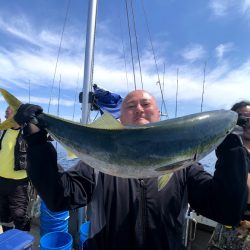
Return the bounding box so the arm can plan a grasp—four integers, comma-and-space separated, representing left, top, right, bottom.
26, 131, 248, 250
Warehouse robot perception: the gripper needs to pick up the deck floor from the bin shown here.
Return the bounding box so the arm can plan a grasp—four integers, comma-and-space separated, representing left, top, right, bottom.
0, 219, 214, 250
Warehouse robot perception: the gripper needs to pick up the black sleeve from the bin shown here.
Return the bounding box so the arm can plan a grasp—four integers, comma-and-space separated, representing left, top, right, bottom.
187, 146, 248, 226
26, 130, 96, 212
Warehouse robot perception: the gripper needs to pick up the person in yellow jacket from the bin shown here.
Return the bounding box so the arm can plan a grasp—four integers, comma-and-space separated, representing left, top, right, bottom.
0, 106, 30, 232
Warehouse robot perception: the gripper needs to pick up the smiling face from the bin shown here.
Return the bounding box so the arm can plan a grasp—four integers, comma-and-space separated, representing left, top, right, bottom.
120, 90, 160, 126
236, 105, 250, 141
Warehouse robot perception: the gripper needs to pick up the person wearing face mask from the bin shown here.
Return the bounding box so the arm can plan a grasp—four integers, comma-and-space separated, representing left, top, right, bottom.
208, 101, 250, 250
12, 90, 249, 250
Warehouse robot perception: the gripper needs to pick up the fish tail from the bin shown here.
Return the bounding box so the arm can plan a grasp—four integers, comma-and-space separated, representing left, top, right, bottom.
0, 88, 23, 112
0, 88, 23, 129
0, 119, 17, 130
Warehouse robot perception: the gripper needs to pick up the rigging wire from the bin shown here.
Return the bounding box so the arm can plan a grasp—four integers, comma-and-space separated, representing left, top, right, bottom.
57, 75, 61, 117
55, 74, 62, 151
124, 0, 137, 90
161, 63, 166, 117
157, 80, 168, 119
48, 0, 71, 113
72, 73, 80, 121
175, 68, 179, 118
88, 23, 98, 122
200, 61, 207, 112
28, 80, 31, 103
118, 1, 130, 93
129, 0, 143, 89
93, 110, 100, 122
140, 0, 168, 117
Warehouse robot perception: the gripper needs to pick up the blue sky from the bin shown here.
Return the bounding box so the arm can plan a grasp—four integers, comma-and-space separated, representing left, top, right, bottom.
1, 0, 250, 122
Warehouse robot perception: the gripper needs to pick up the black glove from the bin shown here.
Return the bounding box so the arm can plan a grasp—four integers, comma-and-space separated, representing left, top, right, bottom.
14, 104, 43, 126
216, 133, 243, 157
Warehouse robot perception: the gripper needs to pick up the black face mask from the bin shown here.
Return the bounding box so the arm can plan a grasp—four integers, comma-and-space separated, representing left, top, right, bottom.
237, 114, 250, 128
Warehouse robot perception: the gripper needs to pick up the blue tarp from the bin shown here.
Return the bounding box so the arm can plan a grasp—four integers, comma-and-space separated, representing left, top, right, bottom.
92, 85, 123, 119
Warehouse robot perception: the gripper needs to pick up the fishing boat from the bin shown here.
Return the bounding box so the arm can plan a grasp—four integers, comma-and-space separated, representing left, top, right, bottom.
0, 0, 223, 249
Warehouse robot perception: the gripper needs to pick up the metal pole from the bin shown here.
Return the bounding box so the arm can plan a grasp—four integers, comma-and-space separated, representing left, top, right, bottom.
79, 0, 98, 229
81, 0, 98, 124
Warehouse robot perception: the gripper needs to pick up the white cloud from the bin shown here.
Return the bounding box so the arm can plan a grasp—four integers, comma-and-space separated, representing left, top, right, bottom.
1, 7, 250, 121
181, 44, 206, 63
208, 0, 230, 16
209, 0, 250, 17
0, 14, 35, 43
242, 0, 250, 13
215, 43, 234, 60
0, 13, 84, 53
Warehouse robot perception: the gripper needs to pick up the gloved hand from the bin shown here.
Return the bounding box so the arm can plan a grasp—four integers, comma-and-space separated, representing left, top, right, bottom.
216, 133, 243, 157
14, 104, 43, 126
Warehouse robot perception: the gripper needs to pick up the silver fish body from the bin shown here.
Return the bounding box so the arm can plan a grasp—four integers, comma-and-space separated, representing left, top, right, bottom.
39, 110, 237, 178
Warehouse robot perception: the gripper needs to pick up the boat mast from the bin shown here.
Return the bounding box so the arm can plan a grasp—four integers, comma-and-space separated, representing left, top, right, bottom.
81, 0, 98, 123
79, 0, 98, 227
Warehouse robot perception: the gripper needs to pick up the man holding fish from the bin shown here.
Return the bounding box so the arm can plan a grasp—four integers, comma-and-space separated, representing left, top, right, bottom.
1, 88, 249, 250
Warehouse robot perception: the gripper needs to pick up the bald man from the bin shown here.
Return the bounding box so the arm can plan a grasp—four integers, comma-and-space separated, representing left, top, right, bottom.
14, 90, 248, 250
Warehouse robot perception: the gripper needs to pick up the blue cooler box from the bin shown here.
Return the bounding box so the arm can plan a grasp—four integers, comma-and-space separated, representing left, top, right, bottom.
0, 229, 34, 250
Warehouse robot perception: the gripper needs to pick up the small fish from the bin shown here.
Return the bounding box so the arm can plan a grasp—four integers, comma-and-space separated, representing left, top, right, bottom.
0, 88, 237, 190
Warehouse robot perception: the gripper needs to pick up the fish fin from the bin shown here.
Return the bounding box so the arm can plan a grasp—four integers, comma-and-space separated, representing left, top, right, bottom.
155, 159, 195, 172
66, 149, 78, 160
0, 88, 23, 112
88, 112, 124, 129
0, 118, 18, 130
158, 173, 173, 191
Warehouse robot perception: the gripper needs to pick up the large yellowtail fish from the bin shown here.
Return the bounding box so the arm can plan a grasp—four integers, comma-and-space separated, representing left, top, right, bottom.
0, 88, 237, 190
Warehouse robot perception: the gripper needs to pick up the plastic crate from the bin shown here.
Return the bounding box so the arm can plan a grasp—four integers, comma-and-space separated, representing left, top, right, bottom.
0, 229, 34, 250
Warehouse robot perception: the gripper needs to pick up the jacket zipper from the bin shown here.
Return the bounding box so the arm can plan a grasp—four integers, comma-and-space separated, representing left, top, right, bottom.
139, 179, 146, 247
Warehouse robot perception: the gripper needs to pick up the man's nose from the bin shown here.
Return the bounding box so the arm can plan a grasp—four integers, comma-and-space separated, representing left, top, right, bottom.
135, 104, 144, 112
